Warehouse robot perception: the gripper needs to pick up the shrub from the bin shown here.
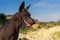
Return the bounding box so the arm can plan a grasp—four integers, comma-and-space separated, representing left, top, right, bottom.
0, 13, 7, 26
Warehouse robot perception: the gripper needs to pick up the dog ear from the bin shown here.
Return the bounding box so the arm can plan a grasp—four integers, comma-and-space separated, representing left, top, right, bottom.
27, 4, 31, 10
19, 1, 25, 12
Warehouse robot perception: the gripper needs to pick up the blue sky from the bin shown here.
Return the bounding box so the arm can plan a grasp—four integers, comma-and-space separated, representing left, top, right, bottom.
0, 0, 60, 22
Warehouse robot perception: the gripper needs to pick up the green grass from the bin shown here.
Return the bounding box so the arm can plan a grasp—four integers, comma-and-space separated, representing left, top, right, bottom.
19, 27, 37, 34
19, 27, 30, 34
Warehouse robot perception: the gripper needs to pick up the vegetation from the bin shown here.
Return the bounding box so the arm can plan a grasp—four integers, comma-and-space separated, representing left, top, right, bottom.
0, 14, 60, 34
40, 21, 60, 29
0, 13, 7, 27
19, 26, 37, 34
52, 32, 60, 40
19, 27, 30, 34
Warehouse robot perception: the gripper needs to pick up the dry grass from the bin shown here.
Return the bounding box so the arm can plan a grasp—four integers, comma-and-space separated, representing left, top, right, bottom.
18, 26, 60, 40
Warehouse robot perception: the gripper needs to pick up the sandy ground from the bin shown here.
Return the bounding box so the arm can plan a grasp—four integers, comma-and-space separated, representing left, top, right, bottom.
18, 26, 60, 40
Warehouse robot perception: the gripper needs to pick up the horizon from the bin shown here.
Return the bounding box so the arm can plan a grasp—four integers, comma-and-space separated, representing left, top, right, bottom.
0, 0, 60, 22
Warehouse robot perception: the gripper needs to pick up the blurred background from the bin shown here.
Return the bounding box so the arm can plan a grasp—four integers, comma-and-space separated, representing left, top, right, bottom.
0, 0, 60, 40
0, 0, 60, 22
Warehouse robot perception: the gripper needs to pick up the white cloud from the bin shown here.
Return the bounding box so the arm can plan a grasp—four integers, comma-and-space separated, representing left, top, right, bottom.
51, 14, 60, 21
33, 1, 60, 8
38, 13, 60, 22
34, 2, 53, 8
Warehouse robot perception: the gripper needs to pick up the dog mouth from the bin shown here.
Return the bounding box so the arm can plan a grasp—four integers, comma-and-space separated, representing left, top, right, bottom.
24, 20, 32, 28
